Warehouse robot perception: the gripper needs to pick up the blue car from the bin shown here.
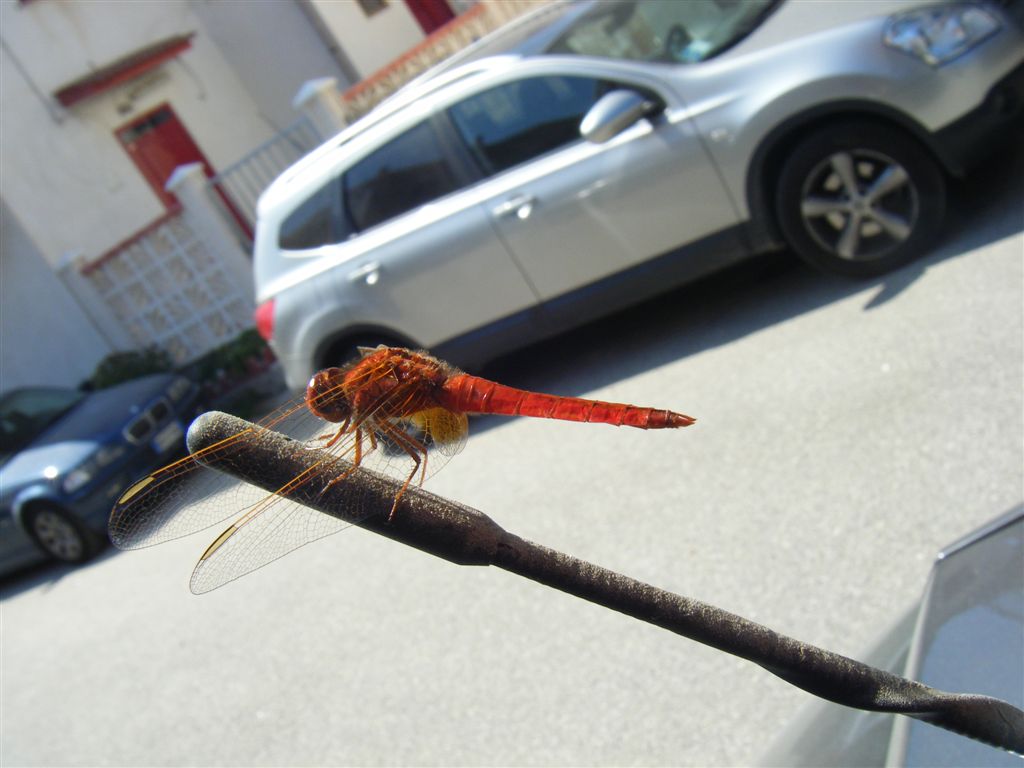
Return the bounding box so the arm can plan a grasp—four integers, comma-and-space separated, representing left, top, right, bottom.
0, 374, 201, 574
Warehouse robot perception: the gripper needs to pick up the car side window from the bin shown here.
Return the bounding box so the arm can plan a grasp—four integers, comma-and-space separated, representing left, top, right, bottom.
278, 182, 342, 250
446, 76, 608, 175
344, 121, 466, 232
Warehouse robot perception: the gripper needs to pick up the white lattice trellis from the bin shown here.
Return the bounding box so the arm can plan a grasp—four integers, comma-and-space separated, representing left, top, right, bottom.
82, 209, 253, 365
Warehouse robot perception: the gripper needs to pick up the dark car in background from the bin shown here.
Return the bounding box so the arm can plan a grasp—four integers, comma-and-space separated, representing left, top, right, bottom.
0, 374, 200, 574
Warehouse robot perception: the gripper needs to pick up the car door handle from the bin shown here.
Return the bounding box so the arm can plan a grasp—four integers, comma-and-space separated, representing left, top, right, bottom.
492, 194, 536, 220
348, 261, 382, 285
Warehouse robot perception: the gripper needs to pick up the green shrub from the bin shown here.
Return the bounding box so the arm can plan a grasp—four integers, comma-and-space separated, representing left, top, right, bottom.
88, 348, 174, 390
191, 329, 270, 383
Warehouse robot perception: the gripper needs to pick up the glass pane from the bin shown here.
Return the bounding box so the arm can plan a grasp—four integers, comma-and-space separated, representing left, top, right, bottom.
448, 76, 603, 175
279, 183, 339, 251
547, 0, 777, 64
0, 387, 84, 453
344, 121, 463, 232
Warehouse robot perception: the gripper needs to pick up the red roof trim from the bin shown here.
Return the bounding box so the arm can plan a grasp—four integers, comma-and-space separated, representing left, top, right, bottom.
54, 33, 194, 108
342, 4, 485, 102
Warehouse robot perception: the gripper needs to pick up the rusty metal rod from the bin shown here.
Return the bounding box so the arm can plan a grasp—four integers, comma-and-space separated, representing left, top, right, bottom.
188, 411, 1024, 754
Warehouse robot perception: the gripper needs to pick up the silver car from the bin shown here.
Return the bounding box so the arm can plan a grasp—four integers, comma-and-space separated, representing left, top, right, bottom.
761, 505, 1023, 766
253, 0, 1024, 391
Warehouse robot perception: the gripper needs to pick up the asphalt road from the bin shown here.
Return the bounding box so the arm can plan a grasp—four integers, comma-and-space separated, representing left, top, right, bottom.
2, 146, 1021, 766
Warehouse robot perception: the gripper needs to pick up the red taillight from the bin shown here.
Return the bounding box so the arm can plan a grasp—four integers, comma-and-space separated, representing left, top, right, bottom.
254, 298, 275, 341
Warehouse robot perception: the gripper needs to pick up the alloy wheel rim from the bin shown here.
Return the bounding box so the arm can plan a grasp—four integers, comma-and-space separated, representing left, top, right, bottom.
32, 510, 84, 561
799, 149, 919, 262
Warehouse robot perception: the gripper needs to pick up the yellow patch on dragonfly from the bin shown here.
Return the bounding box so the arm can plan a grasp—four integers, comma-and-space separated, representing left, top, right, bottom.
117, 476, 155, 504
199, 524, 238, 562
410, 408, 468, 449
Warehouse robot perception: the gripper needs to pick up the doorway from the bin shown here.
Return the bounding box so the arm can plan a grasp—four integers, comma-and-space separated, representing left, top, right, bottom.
116, 104, 252, 237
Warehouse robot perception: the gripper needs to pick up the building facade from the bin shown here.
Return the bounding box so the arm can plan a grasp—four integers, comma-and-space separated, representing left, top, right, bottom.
0, 0, 440, 390
0, 0, 543, 391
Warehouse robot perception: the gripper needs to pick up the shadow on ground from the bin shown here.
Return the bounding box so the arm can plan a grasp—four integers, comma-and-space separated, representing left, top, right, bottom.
0, 544, 119, 601
3, 142, 1019, 599
477, 141, 1022, 428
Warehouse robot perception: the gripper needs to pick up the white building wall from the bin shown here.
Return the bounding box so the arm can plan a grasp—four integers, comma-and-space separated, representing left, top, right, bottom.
0, 201, 112, 392
0, 41, 171, 270
186, 0, 355, 131
307, 0, 424, 79
0, 0, 450, 387
2, 1, 194, 88
0, 0, 279, 268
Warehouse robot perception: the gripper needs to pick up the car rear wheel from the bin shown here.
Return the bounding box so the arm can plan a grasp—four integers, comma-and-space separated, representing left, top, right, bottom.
775, 122, 946, 277
25, 504, 95, 564
324, 335, 400, 372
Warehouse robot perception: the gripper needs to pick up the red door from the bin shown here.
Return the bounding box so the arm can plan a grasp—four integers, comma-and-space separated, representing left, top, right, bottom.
404, 0, 455, 35
116, 104, 252, 237
117, 104, 212, 208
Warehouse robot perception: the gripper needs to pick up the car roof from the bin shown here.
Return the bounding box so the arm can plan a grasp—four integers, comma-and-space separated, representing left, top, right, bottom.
259, 57, 510, 203
0, 385, 81, 410
257, 0, 597, 212
257, 0, 784, 216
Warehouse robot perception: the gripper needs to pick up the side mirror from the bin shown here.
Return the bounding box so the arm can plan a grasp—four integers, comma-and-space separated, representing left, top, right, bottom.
580, 90, 657, 144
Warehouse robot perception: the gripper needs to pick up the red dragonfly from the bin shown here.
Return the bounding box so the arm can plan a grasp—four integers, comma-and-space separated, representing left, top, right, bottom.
109, 346, 695, 593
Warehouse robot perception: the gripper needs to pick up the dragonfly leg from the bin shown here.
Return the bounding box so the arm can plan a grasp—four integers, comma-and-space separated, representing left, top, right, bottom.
376, 423, 427, 521
318, 426, 374, 497
316, 415, 352, 449
391, 425, 429, 486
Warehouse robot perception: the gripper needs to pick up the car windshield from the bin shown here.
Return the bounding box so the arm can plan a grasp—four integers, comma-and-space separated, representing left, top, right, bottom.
547, 0, 780, 64
0, 387, 84, 461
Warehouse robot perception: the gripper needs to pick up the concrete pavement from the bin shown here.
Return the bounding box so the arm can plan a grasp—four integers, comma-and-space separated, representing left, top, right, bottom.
1, 147, 1021, 766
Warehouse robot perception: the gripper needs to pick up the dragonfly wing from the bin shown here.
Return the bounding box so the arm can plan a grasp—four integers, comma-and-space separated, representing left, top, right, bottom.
189, 496, 348, 594
114, 352, 470, 591
110, 408, 351, 550
109, 456, 245, 549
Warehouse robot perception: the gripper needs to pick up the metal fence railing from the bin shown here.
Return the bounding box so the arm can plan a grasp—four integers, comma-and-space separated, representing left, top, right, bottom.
209, 116, 324, 232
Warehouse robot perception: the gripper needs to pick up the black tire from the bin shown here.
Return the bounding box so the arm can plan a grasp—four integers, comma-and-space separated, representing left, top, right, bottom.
329, 338, 377, 368
323, 335, 406, 373
24, 503, 96, 564
775, 122, 946, 277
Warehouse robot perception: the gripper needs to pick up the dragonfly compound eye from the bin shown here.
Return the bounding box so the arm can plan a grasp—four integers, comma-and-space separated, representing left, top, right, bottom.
306, 368, 352, 423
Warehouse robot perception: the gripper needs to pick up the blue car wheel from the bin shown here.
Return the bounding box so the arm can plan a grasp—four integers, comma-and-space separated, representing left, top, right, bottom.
25, 504, 94, 564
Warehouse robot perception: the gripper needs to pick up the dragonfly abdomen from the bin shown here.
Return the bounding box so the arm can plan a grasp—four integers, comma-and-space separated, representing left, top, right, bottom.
441, 375, 695, 429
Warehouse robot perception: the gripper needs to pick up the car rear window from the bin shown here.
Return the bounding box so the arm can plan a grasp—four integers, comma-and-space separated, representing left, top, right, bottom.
0, 387, 83, 457
278, 182, 343, 251
343, 121, 465, 232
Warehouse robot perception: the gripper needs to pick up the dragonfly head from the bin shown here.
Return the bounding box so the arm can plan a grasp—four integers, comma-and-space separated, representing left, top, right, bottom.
306, 367, 351, 423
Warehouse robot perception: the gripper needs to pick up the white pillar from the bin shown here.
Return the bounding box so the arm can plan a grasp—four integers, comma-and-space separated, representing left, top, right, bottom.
165, 163, 254, 294
293, 77, 348, 139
